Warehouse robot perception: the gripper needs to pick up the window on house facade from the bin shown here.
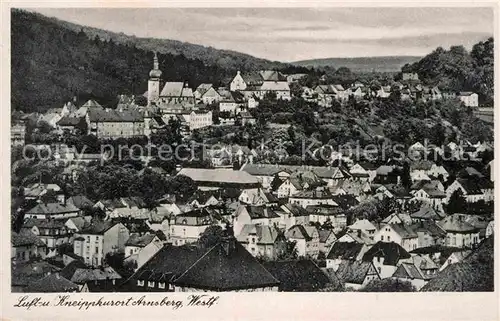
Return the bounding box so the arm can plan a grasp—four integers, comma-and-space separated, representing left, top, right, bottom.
387, 236, 391, 241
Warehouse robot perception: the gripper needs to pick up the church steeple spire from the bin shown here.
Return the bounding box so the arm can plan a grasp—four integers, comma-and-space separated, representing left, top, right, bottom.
153, 52, 159, 70
149, 52, 162, 79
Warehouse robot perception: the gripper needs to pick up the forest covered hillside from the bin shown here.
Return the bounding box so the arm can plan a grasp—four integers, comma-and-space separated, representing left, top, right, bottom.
11, 9, 307, 112
401, 38, 494, 105
293, 56, 422, 72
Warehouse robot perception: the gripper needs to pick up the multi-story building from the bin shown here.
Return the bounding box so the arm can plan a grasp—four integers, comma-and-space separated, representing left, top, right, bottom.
73, 221, 129, 267
86, 108, 145, 139
169, 208, 216, 246
22, 219, 71, 257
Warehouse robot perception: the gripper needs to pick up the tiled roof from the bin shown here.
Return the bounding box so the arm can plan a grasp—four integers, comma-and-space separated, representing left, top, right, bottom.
243, 205, 280, 219
178, 168, 259, 185
260, 81, 290, 91
172, 240, 279, 291
88, 109, 143, 122
421, 237, 493, 291
57, 116, 82, 126
305, 205, 343, 216
349, 219, 377, 231
82, 99, 103, 109
11, 230, 46, 247
80, 221, 120, 235
410, 221, 447, 237
25, 273, 79, 292
410, 206, 445, 220
362, 241, 411, 266
125, 233, 157, 247
67, 195, 95, 209
286, 225, 317, 241
318, 230, 336, 243
291, 189, 334, 199
23, 218, 67, 230
438, 215, 479, 233
326, 242, 364, 260
236, 224, 282, 245
262, 260, 331, 291
390, 224, 418, 239
280, 203, 309, 217
393, 263, 425, 280
71, 267, 122, 284
336, 260, 375, 285
26, 202, 80, 215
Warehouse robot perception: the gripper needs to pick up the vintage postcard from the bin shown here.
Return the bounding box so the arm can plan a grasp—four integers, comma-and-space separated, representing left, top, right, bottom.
1, 1, 498, 320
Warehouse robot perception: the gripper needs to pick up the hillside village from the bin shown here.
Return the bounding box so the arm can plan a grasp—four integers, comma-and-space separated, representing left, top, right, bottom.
10, 19, 495, 293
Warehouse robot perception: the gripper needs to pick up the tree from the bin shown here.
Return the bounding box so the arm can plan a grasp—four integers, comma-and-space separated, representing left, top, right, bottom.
168, 174, 197, 202
277, 240, 298, 260
360, 279, 416, 292
400, 162, 411, 188
446, 189, 468, 214
198, 225, 226, 248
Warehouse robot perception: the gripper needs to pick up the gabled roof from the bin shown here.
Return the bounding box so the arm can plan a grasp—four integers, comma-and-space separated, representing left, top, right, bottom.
57, 116, 82, 126
326, 242, 364, 260
12, 230, 46, 247
389, 224, 418, 239
362, 241, 411, 266
262, 260, 331, 291
67, 195, 94, 209
392, 262, 425, 280
421, 237, 493, 291
88, 109, 143, 123
286, 225, 317, 241
80, 221, 122, 235
410, 206, 445, 220
410, 220, 447, 237
160, 82, 194, 97
305, 204, 344, 217
438, 215, 479, 234
125, 233, 157, 247
236, 224, 282, 245
81, 99, 103, 109
26, 202, 80, 215
132, 241, 279, 291
24, 273, 79, 292
71, 267, 122, 284
336, 260, 376, 285
242, 205, 280, 219
280, 203, 309, 217
178, 168, 259, 185
349, 219, 377, 231
318, 230, 336, 243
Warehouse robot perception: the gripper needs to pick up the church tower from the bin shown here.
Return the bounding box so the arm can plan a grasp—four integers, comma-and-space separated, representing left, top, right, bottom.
148, 52, 162, 105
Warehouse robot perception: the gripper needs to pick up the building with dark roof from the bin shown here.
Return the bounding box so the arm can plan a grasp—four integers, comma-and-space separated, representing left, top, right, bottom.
326, 242, 368, 271
74, 221, 129, 267
362, 241, 412, 278
262, 260, 332, 291
437, 214, 481, 248
11, 230, 47, 263
123, 239, 279, 292
24, 202, 80, 220
335, 260, 380, 290
86, 108, 145, 139
236, 224, 286, 260
24, 273, 79, 293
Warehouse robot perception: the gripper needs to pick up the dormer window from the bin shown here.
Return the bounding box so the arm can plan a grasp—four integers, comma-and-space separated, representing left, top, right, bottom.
137, 280, 144, 286
158, 282, 165, 289
148, 281, 155, 288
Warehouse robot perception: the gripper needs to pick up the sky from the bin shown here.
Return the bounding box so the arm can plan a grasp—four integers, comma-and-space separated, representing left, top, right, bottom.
30, 7, 494, 62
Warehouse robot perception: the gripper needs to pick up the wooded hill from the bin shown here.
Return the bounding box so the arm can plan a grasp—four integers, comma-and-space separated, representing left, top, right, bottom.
401, 38, 494, 105
11, 9, 307, 112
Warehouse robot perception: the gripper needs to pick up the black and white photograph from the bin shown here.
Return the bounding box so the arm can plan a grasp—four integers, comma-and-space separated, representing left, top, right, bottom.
8, 5, 495, 297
